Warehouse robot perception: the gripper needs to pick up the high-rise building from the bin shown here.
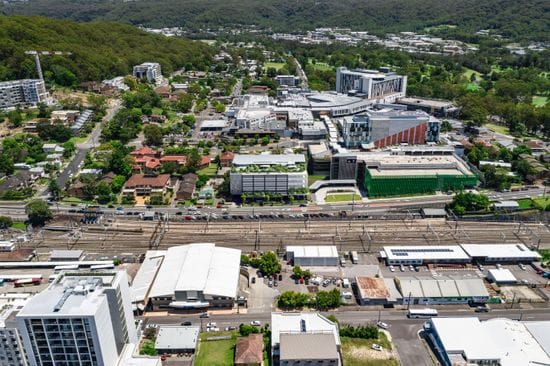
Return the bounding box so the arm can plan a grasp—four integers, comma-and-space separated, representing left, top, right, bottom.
335, 67, 407, 101
0, 79, 50, 110
0, 294, 31, 366
132, 62, 162, 83
16, 271, 137, 366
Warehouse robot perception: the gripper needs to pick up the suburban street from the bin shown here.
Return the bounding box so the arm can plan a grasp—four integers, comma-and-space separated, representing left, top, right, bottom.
55, 99, 122, 189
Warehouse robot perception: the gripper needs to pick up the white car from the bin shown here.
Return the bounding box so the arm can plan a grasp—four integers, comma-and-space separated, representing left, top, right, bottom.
400, 265, 405, 272
206, 326, 219, 332
206, 322, 217, 327
376, 321, 389, 329
519, 263, 526, 270
389, 265, 395, 272
372, 343, 383, 351
250, 320, 261, 326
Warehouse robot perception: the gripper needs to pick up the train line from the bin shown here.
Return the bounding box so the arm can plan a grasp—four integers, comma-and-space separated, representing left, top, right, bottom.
23, 218, 550, 258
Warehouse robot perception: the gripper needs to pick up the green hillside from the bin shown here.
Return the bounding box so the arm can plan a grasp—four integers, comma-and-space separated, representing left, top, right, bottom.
0, 16, 214, 84
1, 0, 549, 42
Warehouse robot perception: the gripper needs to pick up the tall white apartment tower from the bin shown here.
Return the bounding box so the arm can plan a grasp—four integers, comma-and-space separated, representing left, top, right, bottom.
16, 271, 137, 366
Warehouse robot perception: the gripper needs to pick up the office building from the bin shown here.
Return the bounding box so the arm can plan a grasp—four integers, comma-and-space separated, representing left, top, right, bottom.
138, 243, 242, 310
339, 108, 440, 148
132, 63, 162, 83
381, 245, 470, 265
335, 67, 407, 101
154, 326, 199, 354
286, 246, 339, 267
0, 79, 50, 109
271, 312, 341, 366
16, 271, 137, 366
396, 97, 458, 117
275, 75, 300, 87
425, 317, 550, 366
229, 154, 308, 196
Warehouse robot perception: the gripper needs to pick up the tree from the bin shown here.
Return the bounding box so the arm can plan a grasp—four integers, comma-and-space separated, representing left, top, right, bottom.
239, 323, 259, 336
37, 103, 51, 118
258, 251, 281, 276
96, 182, 112, 204
8, 109, 23, 128
144, 124, 163, 146
448, 192, 490, 214
0, 154, 14, 175
0, 216, 13, 229
25, 199, 52, 226
48, 180, 61, 201
315, 289, 341, 310
111, 175, 126, 193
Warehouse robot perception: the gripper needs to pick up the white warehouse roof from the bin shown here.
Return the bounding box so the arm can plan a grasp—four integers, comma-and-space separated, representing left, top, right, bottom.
233, 154, 305, 167
286, 246, 338, 258
487, 269, 517, 283
271, 312, 340, 346
460, 244, 541, 260
382, 245, 470, 262
397, 276, 489, 298
130, 250, 165, 303
428, 317, 550, 366
149, 243, 241, 299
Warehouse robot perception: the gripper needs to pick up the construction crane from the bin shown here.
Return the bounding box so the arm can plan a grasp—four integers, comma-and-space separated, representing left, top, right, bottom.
24, 50, 72, 81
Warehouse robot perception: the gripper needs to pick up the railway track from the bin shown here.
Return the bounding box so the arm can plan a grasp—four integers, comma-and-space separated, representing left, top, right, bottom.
23, 218, 550, 257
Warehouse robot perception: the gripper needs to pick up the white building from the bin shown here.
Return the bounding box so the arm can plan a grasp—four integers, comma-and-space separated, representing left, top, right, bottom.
0, 79, 50, 110
381, 245, 470, 265
460, 244, 541, 263
16, 271, 137, 366
230, 154, 308, 196
425, 317, 550, 366
271, 312, 341, 366
335, 67, 407, 101
487, 269, 517, 284
275, 75, 300, 87
0, 293, 32, 366
144, 243, 241, 309
286, 246, 339, 266
133, 62, 162, 83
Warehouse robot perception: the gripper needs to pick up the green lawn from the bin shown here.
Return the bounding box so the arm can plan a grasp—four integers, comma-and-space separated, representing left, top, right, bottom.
11, 222, 26, 230
533, 197, 550, 210
68, 136, 88, 145
485, 123, 511, 135
308, 175, 328, 186
341, 335, 399, 366
465, 82, 480, 91
263, 62, 285, 71
532, 96, 548, 107
463, 68, 483, 82
325, 193, 362, 202
197, 163, 218, 177
195, 332, 236, 366
516, 198, 535, 210
308, 59, 333, 71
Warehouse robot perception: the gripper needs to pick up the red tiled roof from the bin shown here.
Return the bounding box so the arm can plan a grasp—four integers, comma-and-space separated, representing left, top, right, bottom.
160, 155, 187, 164
124, 174, 170, 188
145, 159, 161, 169
200, 156, 211, 166
235, 334, 263, 365
220, 151, 235, 161
131, 146, 156, 156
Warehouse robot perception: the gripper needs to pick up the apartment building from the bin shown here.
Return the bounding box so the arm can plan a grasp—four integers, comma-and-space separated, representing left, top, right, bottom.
133, 62, 162, 83
16, 271, 137, 366
335, 67, 406, 101
0, 79, 49, 109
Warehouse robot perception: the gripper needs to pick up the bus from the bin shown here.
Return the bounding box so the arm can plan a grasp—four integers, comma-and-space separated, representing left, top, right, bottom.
14, 278, 42, 288
54, 264, 79, 273
90, 263, 115, 271
407, 308, 438, 319
350, 251, 358, 264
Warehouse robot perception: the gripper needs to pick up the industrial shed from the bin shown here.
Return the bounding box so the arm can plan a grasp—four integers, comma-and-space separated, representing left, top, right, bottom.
355, 277, 396, 305
286, 246, 339, 266
460, 244, 541, 263
381, 245, 470, 265
397, 276, 489, 305
487, 269, 517, 284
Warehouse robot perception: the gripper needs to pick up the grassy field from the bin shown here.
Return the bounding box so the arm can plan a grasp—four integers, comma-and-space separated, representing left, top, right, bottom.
465, 82, 481, 91
263, 62, 285, 71
485, 123, 511, 135
308, 59, 333, 71
463, 68, 483, 82
533, 96, 548, 107
325, 193, 362, 202
195, 332, 237, 366
68, 136, 88, 145
516, 198, 535, 210
341, 334, 399, 366
197, 163, 218, 177
533, 197, 550, 210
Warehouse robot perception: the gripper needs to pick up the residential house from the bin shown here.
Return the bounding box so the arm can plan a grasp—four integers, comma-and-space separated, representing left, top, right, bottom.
235, 333, 263, 366
176, 173, 198, 200
220, 151, 235, 167
123, 174, 171, 196
198, 156, 212, 169
67, 180, 86, 199
0, 171, 34, 192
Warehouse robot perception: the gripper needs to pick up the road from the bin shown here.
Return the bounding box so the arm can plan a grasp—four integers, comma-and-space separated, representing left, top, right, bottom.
55, 100, 122, 189
143, 307, 550, 366
292, 55, 308, 88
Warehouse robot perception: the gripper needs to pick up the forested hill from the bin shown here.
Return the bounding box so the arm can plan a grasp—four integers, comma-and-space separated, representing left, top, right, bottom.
1, 0, 548, 42
0, 16, 214, 84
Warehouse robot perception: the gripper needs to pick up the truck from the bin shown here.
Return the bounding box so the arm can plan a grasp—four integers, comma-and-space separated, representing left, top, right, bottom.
350, 251, 358, 264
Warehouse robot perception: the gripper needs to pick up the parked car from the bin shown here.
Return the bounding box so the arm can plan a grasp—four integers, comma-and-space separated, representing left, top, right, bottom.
400, 265, 405, 272
376, 321, 389, 329
251, 320, 261, 326
200, 312, 210, 318
475, 305, 490, 313
372, 344, 383, 351
389, 265, 395, 272
206, 322, 217, 327
181, 321, 192, 326
251, 277, 256, 284
519, 263, 526, 270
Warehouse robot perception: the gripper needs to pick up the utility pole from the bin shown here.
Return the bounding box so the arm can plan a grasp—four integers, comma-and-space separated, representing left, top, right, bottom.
407, 292, 412, 310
